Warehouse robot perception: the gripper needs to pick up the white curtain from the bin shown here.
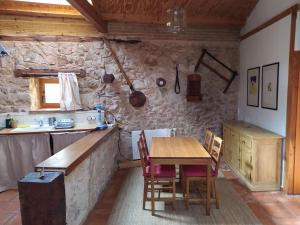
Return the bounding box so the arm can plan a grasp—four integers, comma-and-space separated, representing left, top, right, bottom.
0, 134, 51, 191
51, 131, 90, 154
58, 72, 82, 111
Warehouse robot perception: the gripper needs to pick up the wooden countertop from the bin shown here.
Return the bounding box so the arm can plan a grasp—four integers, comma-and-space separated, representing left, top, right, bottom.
35, 126, 118, 175
223, 120, 283, 139
0, 124, 96, 135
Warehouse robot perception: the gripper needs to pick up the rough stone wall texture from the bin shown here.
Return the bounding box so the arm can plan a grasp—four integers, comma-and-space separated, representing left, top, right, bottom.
0, 36, 239, 158
65, 130, 118, 225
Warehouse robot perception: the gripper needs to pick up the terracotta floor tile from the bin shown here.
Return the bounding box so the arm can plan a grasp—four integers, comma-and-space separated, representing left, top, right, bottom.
0, 212, 15, 225
284, 202, 300, 216
251, 192, 279, 204
261, 202, 294, 219
0, 190, 18, 202
247, 202, 276, 225
84, 213, 109, 225
272, 217, 300, 225
0, 201, 20, 213
5, 215, 22, 225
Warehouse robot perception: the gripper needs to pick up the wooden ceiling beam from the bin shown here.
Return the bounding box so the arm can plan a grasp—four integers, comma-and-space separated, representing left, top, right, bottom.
67, 0, 107, 33
0, 1, 82, 19
100, 13, 245, 28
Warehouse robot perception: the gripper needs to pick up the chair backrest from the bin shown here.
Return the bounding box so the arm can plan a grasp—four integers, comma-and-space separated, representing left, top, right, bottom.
204, 129, 214, 154
210, 136, 223, 176
140, 130, 149, 155
138, 139, 148, 175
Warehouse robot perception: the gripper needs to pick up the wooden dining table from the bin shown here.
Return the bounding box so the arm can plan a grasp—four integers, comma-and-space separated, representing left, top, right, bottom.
150, 136, 212, 216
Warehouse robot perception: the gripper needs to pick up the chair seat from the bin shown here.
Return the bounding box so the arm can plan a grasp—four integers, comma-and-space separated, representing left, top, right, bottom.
144, 165, 176, 178
182, 165, 216, 177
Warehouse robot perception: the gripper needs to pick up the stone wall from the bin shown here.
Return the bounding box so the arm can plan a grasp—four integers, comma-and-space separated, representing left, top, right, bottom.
64, 129, 118, 225
0, 35, 239, 158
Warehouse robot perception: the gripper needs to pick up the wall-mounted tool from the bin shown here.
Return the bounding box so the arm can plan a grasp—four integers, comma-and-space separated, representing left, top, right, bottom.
194, 49, 238, 93
156, 78, 166, 87
0, 44, 8, 57
174, 64, 180, 94
103, 38, 146, 108
187, 74, 202, 101
103, 73, 115, 84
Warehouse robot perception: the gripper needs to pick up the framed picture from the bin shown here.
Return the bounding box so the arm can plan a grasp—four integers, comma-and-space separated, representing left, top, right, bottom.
247, 67, 260, 107
262, 62, 279, 110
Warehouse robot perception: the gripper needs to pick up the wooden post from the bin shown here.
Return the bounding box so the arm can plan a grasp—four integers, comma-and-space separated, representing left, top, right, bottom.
18, 172, 66, 225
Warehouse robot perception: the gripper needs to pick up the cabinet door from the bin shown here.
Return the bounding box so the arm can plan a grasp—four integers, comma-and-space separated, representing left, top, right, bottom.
240, 145, 252, 181
230, 130, 240, 169
223, 126, 231, 162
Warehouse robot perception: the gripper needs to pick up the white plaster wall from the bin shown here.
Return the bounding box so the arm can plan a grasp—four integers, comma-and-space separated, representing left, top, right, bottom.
296, 11, 300, 51
242, 0, 300, 34
238, 16, 291, 136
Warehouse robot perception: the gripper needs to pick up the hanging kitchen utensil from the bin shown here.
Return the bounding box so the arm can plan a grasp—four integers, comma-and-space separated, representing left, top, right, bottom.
175, 64, 180, 94
103, 38, 146, 107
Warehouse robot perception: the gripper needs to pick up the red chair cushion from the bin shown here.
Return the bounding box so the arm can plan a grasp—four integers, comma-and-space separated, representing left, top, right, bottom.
182, 165, 216, 177
144, 165, 176, 178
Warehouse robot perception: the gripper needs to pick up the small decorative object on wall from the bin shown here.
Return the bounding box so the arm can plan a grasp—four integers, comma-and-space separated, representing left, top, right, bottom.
194, 49, 238, 93
103, 73, 115, 84
247, 67, 260, 107
156, 78, 166, 87
262, 62, 279, 110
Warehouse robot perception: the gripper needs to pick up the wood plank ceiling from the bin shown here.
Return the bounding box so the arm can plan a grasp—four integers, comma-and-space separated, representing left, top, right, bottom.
0, 0, 258, 33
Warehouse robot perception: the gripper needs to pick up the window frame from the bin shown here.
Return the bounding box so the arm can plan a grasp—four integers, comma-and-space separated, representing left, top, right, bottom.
39, 78, 60, 109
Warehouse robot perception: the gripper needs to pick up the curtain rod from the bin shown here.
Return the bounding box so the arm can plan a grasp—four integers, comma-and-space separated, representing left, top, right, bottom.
14, 69, 86, 78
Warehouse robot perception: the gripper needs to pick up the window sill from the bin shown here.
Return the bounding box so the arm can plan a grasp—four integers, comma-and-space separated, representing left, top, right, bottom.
29, 109, 80, 114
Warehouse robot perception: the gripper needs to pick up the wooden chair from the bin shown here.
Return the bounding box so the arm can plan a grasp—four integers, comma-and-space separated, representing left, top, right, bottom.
203, 129, 214, 154
140, 130, 149, 155
181, 136, 223, 209
137, 138, 176, 211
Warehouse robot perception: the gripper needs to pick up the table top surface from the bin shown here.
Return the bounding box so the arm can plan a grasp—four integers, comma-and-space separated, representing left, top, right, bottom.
150, 136, 211, 159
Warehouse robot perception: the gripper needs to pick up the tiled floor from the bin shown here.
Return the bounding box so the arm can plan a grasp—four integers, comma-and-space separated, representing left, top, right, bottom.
0, 189, 21, 225
1, 167, 300, 225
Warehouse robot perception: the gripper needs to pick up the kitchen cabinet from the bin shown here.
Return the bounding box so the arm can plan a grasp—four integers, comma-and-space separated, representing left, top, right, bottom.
223, 121, 282, 191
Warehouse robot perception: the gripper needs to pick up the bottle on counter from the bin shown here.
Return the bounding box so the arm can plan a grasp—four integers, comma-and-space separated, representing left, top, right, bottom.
95, 104, 107, 130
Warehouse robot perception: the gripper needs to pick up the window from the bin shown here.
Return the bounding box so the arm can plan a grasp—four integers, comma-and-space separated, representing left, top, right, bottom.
39, 79, 60, 108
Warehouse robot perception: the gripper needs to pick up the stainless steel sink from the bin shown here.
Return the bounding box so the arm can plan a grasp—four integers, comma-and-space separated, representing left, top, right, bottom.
12, 125, 54, 132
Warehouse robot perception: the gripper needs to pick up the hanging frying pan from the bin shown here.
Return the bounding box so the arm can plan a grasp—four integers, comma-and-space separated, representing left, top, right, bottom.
103, 38, 146, 108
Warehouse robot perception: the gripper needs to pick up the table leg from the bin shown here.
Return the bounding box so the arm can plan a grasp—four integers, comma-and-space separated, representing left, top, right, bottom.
206, 162, 211, 216
151, 162, 155, 215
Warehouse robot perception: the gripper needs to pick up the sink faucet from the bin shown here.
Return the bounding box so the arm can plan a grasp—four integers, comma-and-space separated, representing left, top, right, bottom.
38, 119, 43, 127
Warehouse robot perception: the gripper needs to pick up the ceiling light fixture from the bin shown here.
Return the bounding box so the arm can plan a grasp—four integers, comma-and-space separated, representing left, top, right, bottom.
166, 5, 185, 33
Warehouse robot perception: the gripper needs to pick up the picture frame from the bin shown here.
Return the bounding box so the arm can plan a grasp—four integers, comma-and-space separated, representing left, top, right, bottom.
261, 62, 279, 110
247, 67, 260, 107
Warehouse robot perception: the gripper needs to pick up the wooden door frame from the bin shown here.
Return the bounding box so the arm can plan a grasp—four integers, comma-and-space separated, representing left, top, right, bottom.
285, 8, 300, 194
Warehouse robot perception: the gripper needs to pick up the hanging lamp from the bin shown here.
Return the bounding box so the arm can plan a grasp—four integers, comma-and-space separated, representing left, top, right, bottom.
166, 4, 185, 33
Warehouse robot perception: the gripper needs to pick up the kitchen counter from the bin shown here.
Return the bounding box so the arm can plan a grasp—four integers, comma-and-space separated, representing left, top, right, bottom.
35, 126, 118, 175
34, 126, 119, 225
0, 123, 97, 135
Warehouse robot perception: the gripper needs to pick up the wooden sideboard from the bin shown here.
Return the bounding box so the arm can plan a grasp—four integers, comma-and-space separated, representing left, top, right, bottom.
223, 121, 283, 191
